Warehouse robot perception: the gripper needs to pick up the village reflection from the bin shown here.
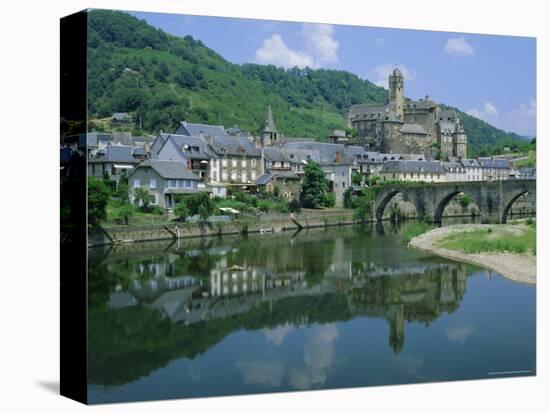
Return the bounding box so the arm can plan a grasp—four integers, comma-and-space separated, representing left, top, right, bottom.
88, 226, 468, 388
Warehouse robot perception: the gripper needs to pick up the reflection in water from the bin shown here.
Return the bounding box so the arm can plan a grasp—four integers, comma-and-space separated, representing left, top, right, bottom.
87, 223, 535, 403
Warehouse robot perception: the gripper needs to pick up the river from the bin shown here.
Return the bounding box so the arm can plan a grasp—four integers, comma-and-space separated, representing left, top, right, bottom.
87, 221, 536, 404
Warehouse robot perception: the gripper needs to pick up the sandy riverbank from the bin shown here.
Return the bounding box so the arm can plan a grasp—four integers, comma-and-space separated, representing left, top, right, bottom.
409, 224, 536, 285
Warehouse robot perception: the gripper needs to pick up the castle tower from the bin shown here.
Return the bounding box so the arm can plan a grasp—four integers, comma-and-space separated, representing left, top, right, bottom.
260, 105, 279, 147
389, 68, 405, 119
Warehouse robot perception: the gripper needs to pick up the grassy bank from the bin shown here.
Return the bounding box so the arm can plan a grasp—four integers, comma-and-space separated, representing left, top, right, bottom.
437, 220, 536, 255
402, 221, 435, 242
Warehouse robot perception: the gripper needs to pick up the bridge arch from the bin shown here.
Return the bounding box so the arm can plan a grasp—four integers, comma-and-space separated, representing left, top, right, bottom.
501, 190, 531, 223
375, 189, 418, 222
433, 189, 480, 223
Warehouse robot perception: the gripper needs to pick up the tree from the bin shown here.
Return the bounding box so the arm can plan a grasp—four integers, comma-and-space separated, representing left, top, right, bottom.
133, 188, 154, 211
185, 192, 214, 216
300, 160, 329, 208
351, 173, 363, 186
323, 192, 336, 208
88, 178, 111, 225
354, 190, 375, 223
174, 202, 189, 222
113, 203, 135, 225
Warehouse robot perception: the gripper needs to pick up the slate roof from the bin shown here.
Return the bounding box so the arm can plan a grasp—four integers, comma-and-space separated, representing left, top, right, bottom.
131, 160, 201, 180
157, 133, 217, 160
405, 100, 437, 110
380, 160, 444, 174
175, 121, 227, 137
400, 123, 428, 135
255, 173, 276, 185
478, 158, 510, 169
442, 161, 464, 172
89, 145, 141, 164
281, 142, 355, 165
460, 158, 481, 168
263, 106, 278, 133
111, 112, 132, 121
208, 134, 261, 157
348, 103, 390, 119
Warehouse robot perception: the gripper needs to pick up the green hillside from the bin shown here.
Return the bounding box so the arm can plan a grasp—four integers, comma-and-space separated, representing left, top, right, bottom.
87, 10, 526, 155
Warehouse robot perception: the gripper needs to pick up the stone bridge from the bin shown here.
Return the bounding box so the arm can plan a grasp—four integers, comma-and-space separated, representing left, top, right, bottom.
374, 179, 536, 223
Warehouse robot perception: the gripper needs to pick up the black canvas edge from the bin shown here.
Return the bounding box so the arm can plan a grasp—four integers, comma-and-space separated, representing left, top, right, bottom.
60, 9, 88, 405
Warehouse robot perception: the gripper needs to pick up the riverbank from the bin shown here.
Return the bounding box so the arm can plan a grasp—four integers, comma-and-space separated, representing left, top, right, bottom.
88, 209, 356, 247
408, 222, 536, 285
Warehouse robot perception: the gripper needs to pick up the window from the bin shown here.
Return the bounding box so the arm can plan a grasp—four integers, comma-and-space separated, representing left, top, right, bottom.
133, 179, 140, 188
242, 172, 247, 182
232, 159, 237, 168
342, 182, 346, 188
150, 179, 156, 189
241, 159, 247, 168
251, 171, 256, 180
222, 171, 228, 181
184, 180, 191, 188
231, 171, 237, 181
222, 159, 227, 167
251, 159, 256, 168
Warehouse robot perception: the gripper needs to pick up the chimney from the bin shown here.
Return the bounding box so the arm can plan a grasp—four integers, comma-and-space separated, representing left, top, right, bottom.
335, 151, 341, 164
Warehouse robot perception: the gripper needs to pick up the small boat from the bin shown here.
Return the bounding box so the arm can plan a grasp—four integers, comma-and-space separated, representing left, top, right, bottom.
260, 227, 274, 234
228, 265, 246, 271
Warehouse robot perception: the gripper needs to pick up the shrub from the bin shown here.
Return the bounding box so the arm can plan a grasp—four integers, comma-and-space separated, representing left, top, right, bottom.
323, 192, 336, 208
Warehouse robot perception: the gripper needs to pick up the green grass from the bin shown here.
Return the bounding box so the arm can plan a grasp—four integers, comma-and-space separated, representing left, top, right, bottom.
439, 222, 536, 255
402, 221, 435, 242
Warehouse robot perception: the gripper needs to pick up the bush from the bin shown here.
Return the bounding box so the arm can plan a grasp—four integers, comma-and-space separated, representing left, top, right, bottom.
289, 199, 301, 212
88, 177, 111, 225
323, 192, 336, 208
174, 202, 189, 222
402, 222, 434, 242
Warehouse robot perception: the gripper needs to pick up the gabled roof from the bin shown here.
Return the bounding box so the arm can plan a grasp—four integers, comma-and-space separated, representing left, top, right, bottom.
281, 142, 355, 165
255, 173, 276, 185
156, 133, 217, 160
460, 158, 481, 168
130, 160, 201, 180
175, 121, 227, 137
89, 145, 141, 164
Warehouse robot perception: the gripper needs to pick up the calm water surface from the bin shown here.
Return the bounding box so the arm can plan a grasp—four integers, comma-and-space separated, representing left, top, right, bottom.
87, 222, 536, 404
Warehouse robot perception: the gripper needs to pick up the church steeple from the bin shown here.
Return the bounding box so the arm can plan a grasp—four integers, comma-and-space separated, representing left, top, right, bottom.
261, 105, 279, 146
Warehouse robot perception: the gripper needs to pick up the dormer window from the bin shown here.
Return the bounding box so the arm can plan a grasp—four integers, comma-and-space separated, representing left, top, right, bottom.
239, 147, 246, 156
222, 147, 227, 155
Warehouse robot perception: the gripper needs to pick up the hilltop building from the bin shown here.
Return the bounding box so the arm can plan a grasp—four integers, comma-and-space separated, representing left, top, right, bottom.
347, 68, 467, 159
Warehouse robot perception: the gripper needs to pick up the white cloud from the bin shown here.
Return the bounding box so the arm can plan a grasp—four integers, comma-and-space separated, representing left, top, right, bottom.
264, 325, 293, 346
446, 324, 475, 344
444, 36, 475, 56
235, 360, 285, 387
254, 23, 339, 69
467, 101, 499, 121
370, 63, 416, 88
508, 99, 537, 136
302, 23, 339, 64
255, 34, 316, 69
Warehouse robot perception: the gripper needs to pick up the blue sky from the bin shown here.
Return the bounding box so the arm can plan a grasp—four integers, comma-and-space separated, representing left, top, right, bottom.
131, 11, 536, 137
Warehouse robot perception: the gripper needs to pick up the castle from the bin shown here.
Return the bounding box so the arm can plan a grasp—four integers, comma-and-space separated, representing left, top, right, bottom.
347, 68, 467, 158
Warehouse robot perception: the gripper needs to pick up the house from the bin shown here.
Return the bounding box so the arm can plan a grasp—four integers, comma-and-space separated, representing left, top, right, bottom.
459, 158, 482, 181
281, 141, 360, 206
87, 145, 146, 181
110, 112, 133, 125
478, 157, 511, 181
442, 159, 467, 182
151, 133, 217, 180
205, 134, 262, 197
379, 160, 446, 182
128, 160, 203, 209
327, 129, 348, 144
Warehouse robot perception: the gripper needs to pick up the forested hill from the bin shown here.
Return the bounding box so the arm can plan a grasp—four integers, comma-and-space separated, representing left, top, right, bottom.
87, 10, 525, 155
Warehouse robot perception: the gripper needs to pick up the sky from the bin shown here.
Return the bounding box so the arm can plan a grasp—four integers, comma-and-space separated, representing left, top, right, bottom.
130, 11, 537, 137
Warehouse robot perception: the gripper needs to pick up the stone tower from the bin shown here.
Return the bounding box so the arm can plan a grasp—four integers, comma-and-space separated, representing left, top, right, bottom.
389, 68, 405, 119
260, 105, 279, 147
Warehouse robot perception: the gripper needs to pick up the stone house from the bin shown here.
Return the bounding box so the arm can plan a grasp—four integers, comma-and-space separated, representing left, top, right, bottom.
87, 145, 146, 182
379, 160, 446, 183
127, 160, 203, 209
442, 160, 467, 182
205, 134, 262, 197
150, 133, 216, 181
